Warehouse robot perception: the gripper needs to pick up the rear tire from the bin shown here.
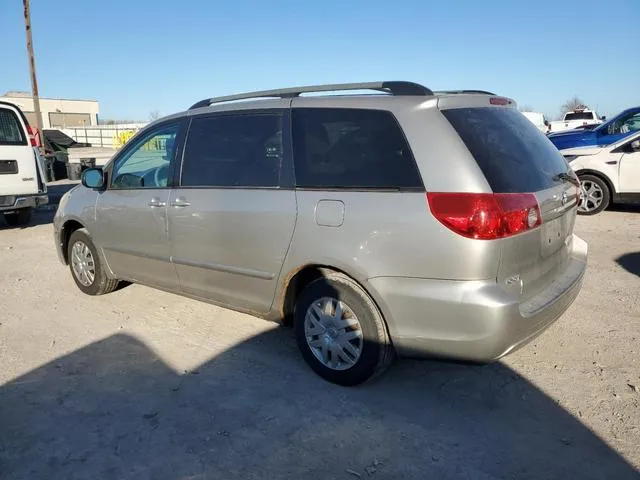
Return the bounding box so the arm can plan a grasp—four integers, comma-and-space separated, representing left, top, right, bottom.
577, 174, 609, 215
68, 228, 119, 296
2, 208, 32, 227
293, 272, 394, 386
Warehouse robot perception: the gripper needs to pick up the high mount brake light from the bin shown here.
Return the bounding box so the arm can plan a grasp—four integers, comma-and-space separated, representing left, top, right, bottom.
489, 97, 509, 106
427, 192, 542, 240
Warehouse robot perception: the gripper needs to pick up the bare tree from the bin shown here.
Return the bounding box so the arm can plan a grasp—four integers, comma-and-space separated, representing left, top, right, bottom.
148, 109, 162, 121
560, 96, 586, 115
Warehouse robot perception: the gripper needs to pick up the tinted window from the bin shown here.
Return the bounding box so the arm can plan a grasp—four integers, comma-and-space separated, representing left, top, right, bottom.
292, 108, 422, 189
564, 112, 595, 121
443, 108, 571, 193
0, 109, 27, 146
111, 123, 180, 189
182, 113, 282, 188
606, 112, 640, 135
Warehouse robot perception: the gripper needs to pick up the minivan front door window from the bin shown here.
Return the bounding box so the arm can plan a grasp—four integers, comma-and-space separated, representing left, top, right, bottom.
111, 125, 179, 189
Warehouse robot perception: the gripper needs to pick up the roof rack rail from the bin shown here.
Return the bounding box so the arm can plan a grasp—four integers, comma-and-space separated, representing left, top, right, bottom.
189, 81, 434, 110
434, 90, 497, 95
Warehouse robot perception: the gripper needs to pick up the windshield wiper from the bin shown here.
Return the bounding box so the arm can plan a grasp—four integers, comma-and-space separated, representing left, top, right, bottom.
553, 172, 579, 186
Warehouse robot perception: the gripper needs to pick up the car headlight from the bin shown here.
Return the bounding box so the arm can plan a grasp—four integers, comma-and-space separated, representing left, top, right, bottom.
563, 155, 578, 163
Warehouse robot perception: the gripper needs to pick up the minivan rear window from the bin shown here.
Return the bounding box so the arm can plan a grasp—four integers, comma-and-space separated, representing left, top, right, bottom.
442, 108, 570, 193
0, 109, 27, 146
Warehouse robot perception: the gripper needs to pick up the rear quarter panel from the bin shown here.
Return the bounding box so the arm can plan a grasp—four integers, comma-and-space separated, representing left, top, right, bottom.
284, 190, 502, 282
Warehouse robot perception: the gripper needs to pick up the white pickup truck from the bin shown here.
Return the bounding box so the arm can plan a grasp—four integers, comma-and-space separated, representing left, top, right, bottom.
548, 107, 605, 134
0, 101, 48, 226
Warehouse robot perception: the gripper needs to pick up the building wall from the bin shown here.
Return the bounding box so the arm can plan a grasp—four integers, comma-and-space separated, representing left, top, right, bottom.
62, 123, 148, 148
0, 94, 99, 129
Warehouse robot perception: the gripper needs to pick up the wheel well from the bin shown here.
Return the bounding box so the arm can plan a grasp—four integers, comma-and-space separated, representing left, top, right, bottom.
60, 220, 84, 264
575, 170, 615, 199
281, 265, 355, 326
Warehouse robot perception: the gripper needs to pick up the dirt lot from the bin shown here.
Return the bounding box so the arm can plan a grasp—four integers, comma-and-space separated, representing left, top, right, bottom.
1, 185, 639, 479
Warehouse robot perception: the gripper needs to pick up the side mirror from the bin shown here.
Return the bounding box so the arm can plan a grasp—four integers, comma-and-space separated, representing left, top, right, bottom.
81, 168, 105, 189
630, 140, 640, 151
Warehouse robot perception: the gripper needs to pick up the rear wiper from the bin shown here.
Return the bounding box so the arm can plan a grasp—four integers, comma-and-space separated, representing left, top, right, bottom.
553, 172, 579, 186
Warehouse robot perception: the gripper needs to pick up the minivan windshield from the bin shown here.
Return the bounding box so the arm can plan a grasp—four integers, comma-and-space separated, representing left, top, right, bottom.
443, 108, 572, 193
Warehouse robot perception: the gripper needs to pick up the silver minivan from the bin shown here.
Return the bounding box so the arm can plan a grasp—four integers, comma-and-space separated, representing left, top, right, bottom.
53, 82, 587, 385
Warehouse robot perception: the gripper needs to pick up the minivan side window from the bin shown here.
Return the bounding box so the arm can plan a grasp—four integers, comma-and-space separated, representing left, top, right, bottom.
111, 123, 180, 189
0, 109, 27, 146
181, 113, 282, 188
292, 108, 422, 189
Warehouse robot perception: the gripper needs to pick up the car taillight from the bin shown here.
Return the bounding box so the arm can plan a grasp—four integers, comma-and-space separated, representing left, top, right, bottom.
27, 125, 41, 147
427, 192, 542, 240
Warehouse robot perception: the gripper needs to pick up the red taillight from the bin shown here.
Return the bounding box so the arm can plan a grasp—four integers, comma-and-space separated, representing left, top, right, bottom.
427, 192, 542, 240
27, 125, 41, 147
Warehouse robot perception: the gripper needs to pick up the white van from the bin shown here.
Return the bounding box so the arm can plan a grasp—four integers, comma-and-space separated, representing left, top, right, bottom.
0, 101, 48, 226
521, 111, 549, 133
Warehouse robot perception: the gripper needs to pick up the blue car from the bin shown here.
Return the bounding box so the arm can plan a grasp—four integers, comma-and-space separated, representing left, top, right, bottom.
548, 107, 640, 150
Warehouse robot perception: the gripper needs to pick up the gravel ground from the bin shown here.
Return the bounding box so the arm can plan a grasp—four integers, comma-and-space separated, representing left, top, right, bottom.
0, 186, 638, 479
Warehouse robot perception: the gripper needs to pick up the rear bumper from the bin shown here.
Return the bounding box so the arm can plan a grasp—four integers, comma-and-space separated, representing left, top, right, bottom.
369, 234, 588, 362
0, 193, 48, 212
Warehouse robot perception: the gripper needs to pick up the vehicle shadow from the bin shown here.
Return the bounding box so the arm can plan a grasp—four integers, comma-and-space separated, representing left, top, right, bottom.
46, 181, 79, 204
616, 252, 640, 277
1, 331, 637, 479
609, 204, 640, 213
0, 181, 77, 230
0, 208, 55, 230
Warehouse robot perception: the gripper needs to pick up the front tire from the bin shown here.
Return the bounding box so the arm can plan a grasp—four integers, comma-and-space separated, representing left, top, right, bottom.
68, 229, 119, 295
293, 272, 394, 386
2, 208, 32, 226
577, 174, 610, 215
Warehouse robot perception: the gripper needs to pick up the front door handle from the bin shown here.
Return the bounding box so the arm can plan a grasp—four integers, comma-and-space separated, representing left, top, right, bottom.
148, 198, 166, 207
170, 196, 191, 208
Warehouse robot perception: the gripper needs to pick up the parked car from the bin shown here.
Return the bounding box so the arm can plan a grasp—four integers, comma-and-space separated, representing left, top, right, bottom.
53, 81, 587, 385
0, 101, 48, 226
549, 107, 640, 150
549, 106, 604, 133
562, 131, 640, 215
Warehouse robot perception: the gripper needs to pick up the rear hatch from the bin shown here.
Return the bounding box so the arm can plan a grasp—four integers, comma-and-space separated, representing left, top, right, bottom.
0, 104, 39, 197
442, 106, 580, 301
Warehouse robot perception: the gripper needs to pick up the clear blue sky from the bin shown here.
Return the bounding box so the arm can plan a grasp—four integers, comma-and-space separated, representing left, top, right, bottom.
1, 0, 638, 121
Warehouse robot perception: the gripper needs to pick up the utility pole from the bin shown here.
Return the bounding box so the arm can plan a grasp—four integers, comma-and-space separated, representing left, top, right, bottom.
23, 0, 43, 149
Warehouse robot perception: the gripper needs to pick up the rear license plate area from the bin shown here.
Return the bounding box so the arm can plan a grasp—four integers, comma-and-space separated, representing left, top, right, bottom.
541, 216, 568, 256
0, 160, 18, 175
